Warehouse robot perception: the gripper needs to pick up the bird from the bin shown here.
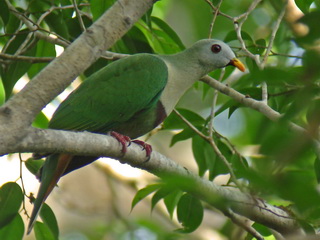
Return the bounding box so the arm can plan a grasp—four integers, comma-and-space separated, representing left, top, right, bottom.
27, 39, 245, 233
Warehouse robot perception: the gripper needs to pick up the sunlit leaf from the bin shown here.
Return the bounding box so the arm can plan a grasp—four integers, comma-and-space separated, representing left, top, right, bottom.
32, 111, 49, 129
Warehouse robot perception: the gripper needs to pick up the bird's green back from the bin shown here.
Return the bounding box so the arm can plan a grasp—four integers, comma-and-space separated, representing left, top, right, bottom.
49, 54, 168, 134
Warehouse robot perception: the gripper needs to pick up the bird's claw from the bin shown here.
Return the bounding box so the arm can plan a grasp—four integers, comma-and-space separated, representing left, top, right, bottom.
110, 131, 131, 154
110, 132, 153, 160
132, 140, 152, 160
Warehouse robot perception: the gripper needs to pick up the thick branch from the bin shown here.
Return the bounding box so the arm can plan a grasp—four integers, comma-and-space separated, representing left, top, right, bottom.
6, 127, 303, 236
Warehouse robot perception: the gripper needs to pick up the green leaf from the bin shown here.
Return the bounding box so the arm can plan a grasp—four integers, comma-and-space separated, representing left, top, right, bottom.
0, 214, 24, 240
170, 128, 196, 147
176, 194, 203, 233
296, 11, 320, 46
32, 111, 49, 129
0, 1, 10, 25
192, 135, 210, 176
151, 185, 174, 210
192, 135, 231, 179
224, 30, 253, 44
28, 1, 51, 13
163, 108, 205, 130
142, 6, 153, 29
314, 157, 320, 183
40, 203, 59, 240
131, 184, 162, 210
295, 0, 314, 13
135, 18, 182, 54
0, 182, 23, 228
252, 222, 272, 236
1, 31, 36, 98
209, 140, 231, 180
0, 78, 6, 105
66, 16, 92, 40
34, 222, 55, 240
25, 158, 44, 176
5, 12, 20, 34
151, 17, 185, 50
231, 154, 249, 179
215, 99, 240, 117
91, 0, 116, 21
164, 190, 183, 219
45, 11, 69, 39
253, 38, 266, 55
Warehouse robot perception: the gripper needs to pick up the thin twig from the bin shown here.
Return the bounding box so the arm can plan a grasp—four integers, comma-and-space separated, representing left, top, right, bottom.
5, 0, 70, 48
234, 0, 262, 22
207, 0, 223, 38
233, 0, 263, 66
0, 53, 54, 63
204, 0, 233, 20
72, 0, 86, 32
261, 81, 268, 104
208, 68, 225, 138
173, 109, 208, 139
261, 1, 288, 67
173, 108, 242, 188
1, 21, 23, 54
224, 208, 265, 240
18, 153, 30, 218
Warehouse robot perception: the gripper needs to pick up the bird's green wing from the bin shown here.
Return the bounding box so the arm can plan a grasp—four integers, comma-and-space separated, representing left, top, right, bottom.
49, 54, 168, 133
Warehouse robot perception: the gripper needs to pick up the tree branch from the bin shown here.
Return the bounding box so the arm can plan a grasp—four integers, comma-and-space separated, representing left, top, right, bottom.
4, 126, 304, 237
201, 75, 320, 159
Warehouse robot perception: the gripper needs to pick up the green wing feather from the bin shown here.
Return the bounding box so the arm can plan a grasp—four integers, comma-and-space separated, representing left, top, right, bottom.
28, 54, 168, 234
49, 54, 168, 133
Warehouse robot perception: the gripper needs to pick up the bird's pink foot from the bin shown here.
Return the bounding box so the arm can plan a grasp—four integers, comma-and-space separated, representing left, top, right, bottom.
132, 140, 153, 158
110, 131, 131, 154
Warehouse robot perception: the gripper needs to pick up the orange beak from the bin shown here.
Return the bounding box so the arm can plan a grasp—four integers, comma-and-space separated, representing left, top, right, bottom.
228, 58, 245, 72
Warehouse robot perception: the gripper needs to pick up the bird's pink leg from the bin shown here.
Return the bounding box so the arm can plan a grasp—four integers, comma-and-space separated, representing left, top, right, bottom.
110, 131, 131, 153
132, 140, 153, 158
110, 131, 152, 158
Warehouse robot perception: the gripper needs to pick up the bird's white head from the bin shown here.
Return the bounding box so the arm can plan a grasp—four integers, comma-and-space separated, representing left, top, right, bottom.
189, 39, 245, 73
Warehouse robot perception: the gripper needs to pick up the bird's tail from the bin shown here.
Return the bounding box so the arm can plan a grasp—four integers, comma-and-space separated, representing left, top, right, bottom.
27, 153, 73, 234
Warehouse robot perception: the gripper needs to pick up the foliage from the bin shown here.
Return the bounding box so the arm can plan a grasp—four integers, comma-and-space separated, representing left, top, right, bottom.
1, 0, 320, 239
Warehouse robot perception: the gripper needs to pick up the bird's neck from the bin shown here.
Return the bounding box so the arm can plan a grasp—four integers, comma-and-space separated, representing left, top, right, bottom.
158, 49, 214, 115
162, 48, 213, 78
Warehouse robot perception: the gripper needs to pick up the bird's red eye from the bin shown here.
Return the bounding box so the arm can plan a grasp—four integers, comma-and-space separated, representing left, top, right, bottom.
211, 44, 221, 53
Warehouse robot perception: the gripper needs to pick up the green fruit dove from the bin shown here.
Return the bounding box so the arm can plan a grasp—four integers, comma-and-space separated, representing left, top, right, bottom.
27, 39, 245, 233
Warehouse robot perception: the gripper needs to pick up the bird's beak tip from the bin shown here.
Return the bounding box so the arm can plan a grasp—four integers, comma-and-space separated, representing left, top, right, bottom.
229, 58, 245, 72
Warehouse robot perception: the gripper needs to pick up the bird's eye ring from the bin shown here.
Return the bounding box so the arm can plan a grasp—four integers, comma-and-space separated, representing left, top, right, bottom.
211, 44, 221, 53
